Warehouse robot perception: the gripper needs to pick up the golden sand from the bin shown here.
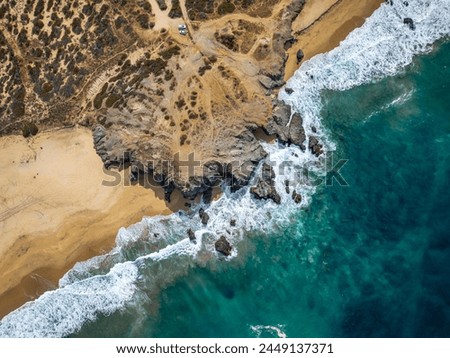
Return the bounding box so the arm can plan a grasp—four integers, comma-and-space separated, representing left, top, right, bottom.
0, 126, 180, 317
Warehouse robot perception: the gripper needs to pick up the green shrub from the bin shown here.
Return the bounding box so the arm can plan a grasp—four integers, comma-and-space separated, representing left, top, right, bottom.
22, 122, 39, 138
218, 1, 235, 15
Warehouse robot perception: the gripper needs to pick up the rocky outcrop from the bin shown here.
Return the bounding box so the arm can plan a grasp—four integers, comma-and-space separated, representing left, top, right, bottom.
296, 49, 304, 64
292, 191, 302, 204
0, 0, 308, 206
264, 101, 306, 149
215, 236, 232, 256
250, 163, 281, 204
187, 229, 196, 242
258, 75, 285, 90
309, 136, 324, 156
199, 208, 210, 225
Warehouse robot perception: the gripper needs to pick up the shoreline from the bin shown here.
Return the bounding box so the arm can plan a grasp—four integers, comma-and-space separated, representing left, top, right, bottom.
285, 0, 384, 80
0, 0, 383, 319
0, 127, 179, 318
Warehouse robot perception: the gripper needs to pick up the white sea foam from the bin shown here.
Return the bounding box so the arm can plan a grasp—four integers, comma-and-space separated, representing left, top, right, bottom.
1, 0, 449, 338
280, 0, 450, 132
0, 262, 139, 338
250, 324, 288, 338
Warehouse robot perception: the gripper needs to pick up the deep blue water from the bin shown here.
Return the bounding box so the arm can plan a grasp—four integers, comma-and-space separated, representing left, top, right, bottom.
72, 40, 450, 338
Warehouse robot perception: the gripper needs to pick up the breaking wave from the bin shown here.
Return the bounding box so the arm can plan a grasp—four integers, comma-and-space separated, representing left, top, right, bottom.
250, 324, 288, 338
1, 0, 449, 337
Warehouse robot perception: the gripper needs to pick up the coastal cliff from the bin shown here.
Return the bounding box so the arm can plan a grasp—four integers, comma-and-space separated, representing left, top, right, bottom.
0, 0, 312, 201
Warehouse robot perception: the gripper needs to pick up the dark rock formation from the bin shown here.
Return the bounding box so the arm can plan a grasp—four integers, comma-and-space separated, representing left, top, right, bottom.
250, 163, 281, 204
199, 209, 210, 225
285, 179, 290, 194
292, 190, 302, 204
296, 49, 304, 64
284, 37, 297, 50
187, 228, 196, 242
265, 101, 306, 149
285, 87, 294, 95
215, 236, 232, 256
230, 219, 236, 226
309, 136, 323, 156
403, 18, 415, 30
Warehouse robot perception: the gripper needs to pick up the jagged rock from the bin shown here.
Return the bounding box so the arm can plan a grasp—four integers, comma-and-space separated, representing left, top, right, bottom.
202, 187, 213, 204
264, 101, 306, 149
200, 210, 210, 225
250, 163, 281, 204
289, 113, 306, 148
258, 75, 285, 90
309, 136, 323, 156
285, 179, 290, 194
230, 219, 236, 226
285, 87, 294, 95
292, 191, 302, 204
403, 18, 415, 30
296, 49, 304, 64
284, 37, 297, 50
215, 236, 232, 256
187, 228, 196, 242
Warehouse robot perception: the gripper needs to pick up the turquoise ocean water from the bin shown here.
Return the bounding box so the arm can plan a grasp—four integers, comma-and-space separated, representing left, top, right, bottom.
1, 1, 449, 338
153, 39, 448, 338
72, 39, 450, 338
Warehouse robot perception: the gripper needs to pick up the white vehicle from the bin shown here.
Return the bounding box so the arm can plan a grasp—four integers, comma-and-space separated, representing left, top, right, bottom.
178, 24, 188, 35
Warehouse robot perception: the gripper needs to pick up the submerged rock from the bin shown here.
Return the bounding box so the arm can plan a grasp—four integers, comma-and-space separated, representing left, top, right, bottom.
187, 229, 196, 242
285, 179, 290, 194
403, 18, 415, 30
215, 236, 232, 256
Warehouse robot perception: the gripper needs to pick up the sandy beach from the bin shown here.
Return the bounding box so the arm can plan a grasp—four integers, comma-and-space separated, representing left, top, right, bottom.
0, 0, 383, 318
0, 126, 180, 317
285, 0, 384, 80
